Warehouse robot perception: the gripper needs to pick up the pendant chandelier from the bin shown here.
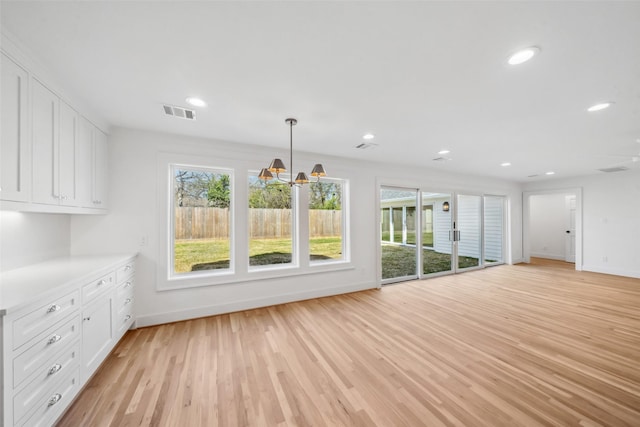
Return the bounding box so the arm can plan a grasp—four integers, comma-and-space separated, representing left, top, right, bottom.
258, 118, 326, 186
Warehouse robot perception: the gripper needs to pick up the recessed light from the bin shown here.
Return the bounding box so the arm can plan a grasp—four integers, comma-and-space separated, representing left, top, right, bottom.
501, 162, 511, 167
545, 171, 555, 175
587, 102, 612, 112
507, 46, 540, 65
438, 150, 450, 155
186, 97, 207, 107
363, 133, 375, 140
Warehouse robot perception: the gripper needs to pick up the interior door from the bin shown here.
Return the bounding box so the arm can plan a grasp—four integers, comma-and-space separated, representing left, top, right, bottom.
455, 194, 483, 271
565, 195, 576, 263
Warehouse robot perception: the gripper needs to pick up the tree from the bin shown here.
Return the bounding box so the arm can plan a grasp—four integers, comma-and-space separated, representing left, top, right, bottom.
248, 181, 291, 209
207, 174, 230, 208
309, 182, 341, 210
175, 169, 230, 207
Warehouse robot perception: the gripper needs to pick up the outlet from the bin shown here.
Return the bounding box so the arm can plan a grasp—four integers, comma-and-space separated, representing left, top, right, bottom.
543, 246, 548, 252
140, 235, 148, 247
602, 256, 608, 263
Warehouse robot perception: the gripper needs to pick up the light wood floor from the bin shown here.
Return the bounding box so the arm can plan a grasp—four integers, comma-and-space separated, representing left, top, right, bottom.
57, 263, 640, 426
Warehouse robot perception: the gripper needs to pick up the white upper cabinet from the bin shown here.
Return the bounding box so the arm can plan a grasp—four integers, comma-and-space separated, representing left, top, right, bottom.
31, 78, 60, 205
78, 116, 108, 210
93, 128, 108, 209
32, 80, 80, 207
1, 53, 30, 202
1, 46, 108, 214
59, 100, 79, 206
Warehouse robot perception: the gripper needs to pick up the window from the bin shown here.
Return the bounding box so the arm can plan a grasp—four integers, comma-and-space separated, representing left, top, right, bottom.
171, 165, 232, 276
309, 179, 346, 263
248, 174, 294, 268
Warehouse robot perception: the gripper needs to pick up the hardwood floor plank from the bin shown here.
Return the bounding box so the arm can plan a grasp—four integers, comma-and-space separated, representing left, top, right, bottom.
57, 264, 640, 426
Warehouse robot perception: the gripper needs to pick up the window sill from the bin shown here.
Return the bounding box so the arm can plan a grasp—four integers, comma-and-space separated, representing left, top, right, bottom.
157, 261, 355, 292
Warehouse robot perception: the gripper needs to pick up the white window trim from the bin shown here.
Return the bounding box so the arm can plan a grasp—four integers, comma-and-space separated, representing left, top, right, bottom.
157, 153, 353, 292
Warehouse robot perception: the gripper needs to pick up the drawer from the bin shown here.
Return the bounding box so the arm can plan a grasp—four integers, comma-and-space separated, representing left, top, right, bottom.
82, 271, 114, 303
14, 315, 80, 388
116, 303, 134, 336
13, 340, 80, 423
18, 367, 80, 427
116, 276, 134, 299
12, 290, 80, 350
116, 261, 135, 283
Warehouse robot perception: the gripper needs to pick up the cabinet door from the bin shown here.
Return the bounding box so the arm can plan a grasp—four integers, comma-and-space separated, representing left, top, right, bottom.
59, 100, 78, 206
1, 53, 30, 202
77, 117, 94, 208
32, 79, 59, 205
81, 294, 114, 381
92, 129, 108, 209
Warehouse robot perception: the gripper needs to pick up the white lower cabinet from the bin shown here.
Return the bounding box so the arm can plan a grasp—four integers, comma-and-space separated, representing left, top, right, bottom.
0, 255, 136, 427
81, 292, 114, 381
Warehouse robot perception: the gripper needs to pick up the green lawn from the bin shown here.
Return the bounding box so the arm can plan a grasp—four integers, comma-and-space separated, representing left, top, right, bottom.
381, 231, 433, 246
175, 237, 477, 279
381, 244, 478, 279
175, 237, 343, 272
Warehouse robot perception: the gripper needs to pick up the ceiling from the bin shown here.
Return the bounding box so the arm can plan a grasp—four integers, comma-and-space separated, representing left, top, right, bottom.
2, 1, 640, 182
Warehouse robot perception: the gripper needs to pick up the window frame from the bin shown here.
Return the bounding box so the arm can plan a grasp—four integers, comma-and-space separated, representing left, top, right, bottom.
308, 176, 349, 266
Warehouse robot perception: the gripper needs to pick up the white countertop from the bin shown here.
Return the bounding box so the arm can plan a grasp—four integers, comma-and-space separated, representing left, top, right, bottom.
0, 254, 136, 316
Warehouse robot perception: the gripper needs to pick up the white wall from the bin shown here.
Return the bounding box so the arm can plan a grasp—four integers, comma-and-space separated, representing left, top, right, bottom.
523, 169, 640, 278
70, 127, 523, 327
529, 193, 567, 260
0, 211, 70, 271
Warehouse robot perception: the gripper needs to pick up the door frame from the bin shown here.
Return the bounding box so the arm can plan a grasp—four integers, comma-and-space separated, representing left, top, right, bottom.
523, 187, 583, 270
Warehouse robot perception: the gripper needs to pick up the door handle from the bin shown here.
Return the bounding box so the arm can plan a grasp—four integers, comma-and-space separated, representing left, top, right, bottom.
566, 230, 571, 234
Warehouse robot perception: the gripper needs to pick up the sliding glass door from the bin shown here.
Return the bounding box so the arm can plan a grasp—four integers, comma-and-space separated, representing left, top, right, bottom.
421, 192, 453, 276
380, 187, 506, 284
456, 194, 483, 271
380, 187, 418, 283
484, 195, 505, 265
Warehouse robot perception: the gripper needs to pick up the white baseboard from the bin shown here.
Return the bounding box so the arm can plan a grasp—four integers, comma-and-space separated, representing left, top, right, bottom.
510, 258, 525, 265
530, 252, 565, 261
135, 281, 376, 327
581, 265, 640, 279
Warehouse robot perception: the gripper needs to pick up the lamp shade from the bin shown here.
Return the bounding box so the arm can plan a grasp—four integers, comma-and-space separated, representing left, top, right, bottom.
258, 168, 273, 181
310, 163, 326, 177
295, 172, 309, 184
268, 158, 286, 174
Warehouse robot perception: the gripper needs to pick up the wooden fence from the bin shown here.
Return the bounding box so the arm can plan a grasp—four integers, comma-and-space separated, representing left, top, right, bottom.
175, 207, 342, 239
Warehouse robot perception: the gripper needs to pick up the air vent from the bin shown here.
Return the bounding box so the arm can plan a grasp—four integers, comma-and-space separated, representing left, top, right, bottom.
527, 174, 539, 178
355, 142, 378, 150
598, 166, 628, 173
432, 157, 451, 162
163, 104, 196, 120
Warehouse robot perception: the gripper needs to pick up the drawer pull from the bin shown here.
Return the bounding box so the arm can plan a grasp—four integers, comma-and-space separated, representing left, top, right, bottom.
47, 393, 62, 407
47, 334, 62, 345
47, 304, 61, 313
124, 315, 131, 322
83, 316, 91, 322
125, 298, 132, 305
124, 265, 132, 271
97, 279, 106, 286
48, 364, 62, 376
125, 281, 132, 288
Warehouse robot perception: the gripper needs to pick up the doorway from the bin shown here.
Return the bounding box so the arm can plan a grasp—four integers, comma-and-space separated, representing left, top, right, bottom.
523, 189, 582, 269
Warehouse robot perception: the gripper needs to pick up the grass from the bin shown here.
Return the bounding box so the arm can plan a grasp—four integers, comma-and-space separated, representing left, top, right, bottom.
175, 237, 343, 273
175, 237, 477, 278
381, 244, 478, 279
381, 231, 433, 246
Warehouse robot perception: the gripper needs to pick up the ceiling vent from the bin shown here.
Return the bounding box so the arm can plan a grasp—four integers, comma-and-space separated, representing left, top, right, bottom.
355, 142, 378, 150
432, 157, 451, 162
527, 174, 539, 178
163, 104, 196, 120
598, 166, 628, 173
